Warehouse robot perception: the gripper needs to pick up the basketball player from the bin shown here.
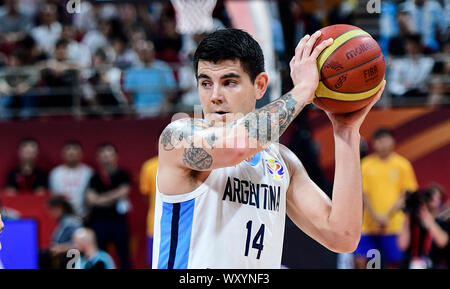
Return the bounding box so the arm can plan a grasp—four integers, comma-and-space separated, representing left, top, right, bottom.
153, 28, 386, 269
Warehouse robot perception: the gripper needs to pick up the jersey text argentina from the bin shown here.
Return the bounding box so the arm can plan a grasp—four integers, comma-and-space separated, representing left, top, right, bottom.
152, 144, 290, 269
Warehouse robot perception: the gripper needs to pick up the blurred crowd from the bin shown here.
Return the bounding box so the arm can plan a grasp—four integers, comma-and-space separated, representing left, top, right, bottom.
379, 0, 449, 106
0, 0, 447, 120
1, 138, 133, 269
0, 0, 231, 118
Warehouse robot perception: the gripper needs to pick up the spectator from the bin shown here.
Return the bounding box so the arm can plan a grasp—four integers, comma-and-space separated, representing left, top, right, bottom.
0, 0, 32, 42
177, 33, 205, 110
124, 40, 177, 117
428, 40, 450, 106
0, 49, 40, 119
82, 18, 123, 60
72, 227, 116, 269
39, 196, 82, 269
152, 9, 182, 64
49, 141, 93, 218
399, 0, 447, 53
82, 48, 128, 115
398, 185, 449, 268
81, 18, 112, 56
387, 34, 435, 101
4, 138, 47, 195
30, 3, 62, 57
38, 39, 81, 107
85, 143, 131, 269
354, 128, 419, 269
388, 10, 415, 56
379, 1, 402, 56
111, 34, 140, 70
139, 155, 158, 268
60, 24, 92, 68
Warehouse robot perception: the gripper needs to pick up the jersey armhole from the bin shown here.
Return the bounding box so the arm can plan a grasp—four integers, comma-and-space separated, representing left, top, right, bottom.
156, 169, 217, 203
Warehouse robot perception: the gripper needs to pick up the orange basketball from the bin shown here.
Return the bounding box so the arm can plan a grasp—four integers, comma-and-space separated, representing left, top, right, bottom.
312, 24, 385, 113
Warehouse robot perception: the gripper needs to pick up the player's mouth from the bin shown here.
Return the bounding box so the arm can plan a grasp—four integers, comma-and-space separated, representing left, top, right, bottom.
213, 111, 230, 120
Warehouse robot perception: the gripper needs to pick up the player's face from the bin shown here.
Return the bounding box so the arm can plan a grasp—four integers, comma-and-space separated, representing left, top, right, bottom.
197, 59, 267, 125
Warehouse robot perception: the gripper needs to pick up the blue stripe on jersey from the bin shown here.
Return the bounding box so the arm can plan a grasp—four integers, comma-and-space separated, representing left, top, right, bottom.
157, 199, 195, 269
157, 202, 173, 269
247, 152, 261, 166
167, 203, 180, 269
174, 199, 195, 268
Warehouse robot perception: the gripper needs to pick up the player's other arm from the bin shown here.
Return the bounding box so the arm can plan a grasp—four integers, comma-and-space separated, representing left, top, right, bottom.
159, 32, 333, 171
285, 81, 386, 253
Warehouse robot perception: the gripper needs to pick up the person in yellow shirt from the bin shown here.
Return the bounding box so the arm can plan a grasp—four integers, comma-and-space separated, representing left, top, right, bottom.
139, 156, 158, 268
354, 128, 418, 269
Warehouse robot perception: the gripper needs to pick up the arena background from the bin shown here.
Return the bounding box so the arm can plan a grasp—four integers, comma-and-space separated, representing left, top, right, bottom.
0, 0, 448, 269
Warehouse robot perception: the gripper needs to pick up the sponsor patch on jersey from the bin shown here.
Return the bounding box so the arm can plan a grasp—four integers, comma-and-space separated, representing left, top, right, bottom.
264, 158, 285, 181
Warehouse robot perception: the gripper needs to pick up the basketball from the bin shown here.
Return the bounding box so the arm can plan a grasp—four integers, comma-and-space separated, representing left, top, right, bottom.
313, 24, 385, 113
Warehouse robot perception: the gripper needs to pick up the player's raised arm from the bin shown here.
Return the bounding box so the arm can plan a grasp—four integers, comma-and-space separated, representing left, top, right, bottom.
285, 81, 386, 253
159, 31, 333, 172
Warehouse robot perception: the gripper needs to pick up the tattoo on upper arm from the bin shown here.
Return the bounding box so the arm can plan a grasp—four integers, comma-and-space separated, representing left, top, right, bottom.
161, 119, 212, 151
183, 147, 213, 170
161, 118, 215, 170
161, 126, 182, 151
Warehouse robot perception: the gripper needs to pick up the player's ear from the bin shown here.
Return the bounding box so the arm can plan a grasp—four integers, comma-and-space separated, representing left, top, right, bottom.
254, 72, 268, 100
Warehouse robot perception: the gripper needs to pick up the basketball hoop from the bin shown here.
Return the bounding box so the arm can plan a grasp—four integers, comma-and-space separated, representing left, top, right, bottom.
171, 0, 217, 34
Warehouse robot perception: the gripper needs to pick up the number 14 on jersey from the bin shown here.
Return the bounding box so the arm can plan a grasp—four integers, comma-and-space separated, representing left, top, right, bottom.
244, 220, 265, 259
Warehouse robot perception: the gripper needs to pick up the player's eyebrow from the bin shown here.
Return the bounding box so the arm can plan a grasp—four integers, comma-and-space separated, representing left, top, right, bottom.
220, 73, 241, 79
197, 73, 241, 80
197, 73, 211, 80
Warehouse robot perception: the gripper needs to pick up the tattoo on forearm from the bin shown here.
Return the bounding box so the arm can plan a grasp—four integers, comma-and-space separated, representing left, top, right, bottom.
242, 93, 302, 146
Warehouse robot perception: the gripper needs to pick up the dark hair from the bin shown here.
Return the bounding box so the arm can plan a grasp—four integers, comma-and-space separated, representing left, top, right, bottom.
48, 196, 75, 216
63, 140, 82, 149
55, 39, 69, 49
96, 142, 117, 153
428, 183, 445, 199
19, 137, 39, 148
94, 48, 107, 61
193, 28, 265, 82
373, 128, 394, 140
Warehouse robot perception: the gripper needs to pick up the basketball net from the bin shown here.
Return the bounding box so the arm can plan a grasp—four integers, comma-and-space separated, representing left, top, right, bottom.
171, 0, 217, 34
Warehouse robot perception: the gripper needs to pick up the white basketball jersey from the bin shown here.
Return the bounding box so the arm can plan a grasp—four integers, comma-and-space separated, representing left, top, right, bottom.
153, 144, 290, 269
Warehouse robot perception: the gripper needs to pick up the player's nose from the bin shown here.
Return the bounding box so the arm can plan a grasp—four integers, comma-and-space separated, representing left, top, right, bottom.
210, 86, 224, 104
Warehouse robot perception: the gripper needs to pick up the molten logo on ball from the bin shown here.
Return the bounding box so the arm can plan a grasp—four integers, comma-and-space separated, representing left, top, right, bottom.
345, 42, 376, 60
